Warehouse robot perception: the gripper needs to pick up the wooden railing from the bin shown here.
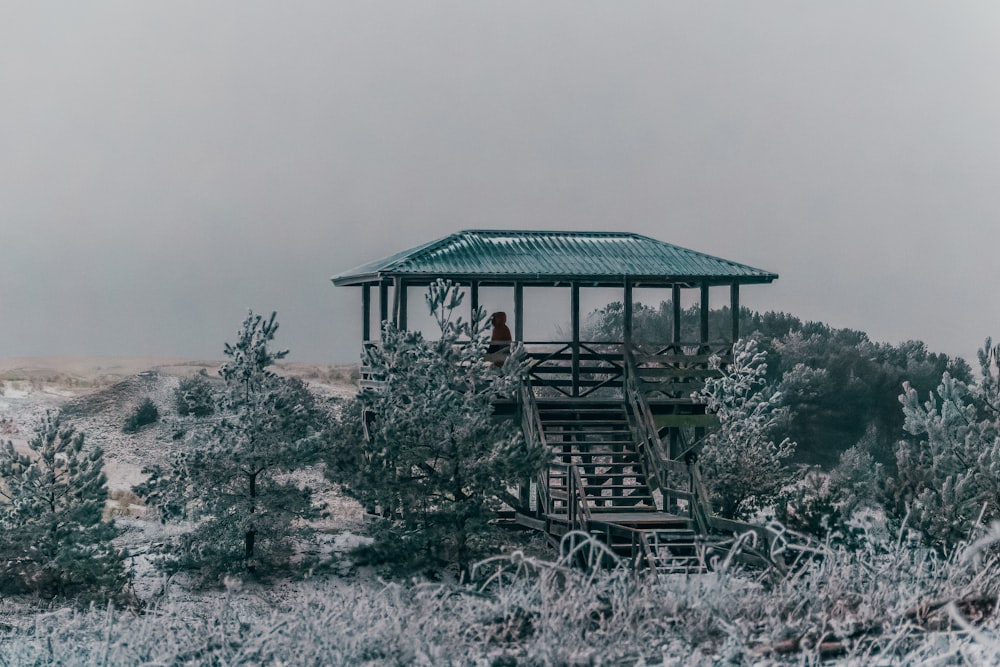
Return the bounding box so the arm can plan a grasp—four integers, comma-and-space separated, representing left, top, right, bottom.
518, 380, 551, 516
624, 349, 713, 535
630, 341, 730, 400
359, 338, 732, 402
521, 341, 625, 398
566, 463, 591, 532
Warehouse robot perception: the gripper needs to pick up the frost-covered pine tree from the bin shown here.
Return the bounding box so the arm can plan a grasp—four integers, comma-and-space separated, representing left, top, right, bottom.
328, 280, 546, 577
892, 338, 1000, 552
140, 311, 325, 580
694, 338, 796, 520
0, 412, 126, 598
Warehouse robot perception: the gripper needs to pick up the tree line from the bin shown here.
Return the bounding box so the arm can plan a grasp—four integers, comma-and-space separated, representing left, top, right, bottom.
0, 284, 995, 602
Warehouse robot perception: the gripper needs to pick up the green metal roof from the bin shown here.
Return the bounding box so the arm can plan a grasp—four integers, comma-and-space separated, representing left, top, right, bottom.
331, 230, 777, 287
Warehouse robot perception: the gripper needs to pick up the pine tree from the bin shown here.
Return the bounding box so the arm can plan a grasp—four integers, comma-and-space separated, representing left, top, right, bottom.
328, 280, 546, 576
140, 311, 325, 580
891, 338, 1000, 552
0, 412, 126, 599
173, 370, 216, 417
694, 339, 796, 520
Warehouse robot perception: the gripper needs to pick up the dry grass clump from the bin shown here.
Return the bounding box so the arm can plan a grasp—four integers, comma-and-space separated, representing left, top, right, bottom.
103, 489, 145, 520
2, 527, 1000, 665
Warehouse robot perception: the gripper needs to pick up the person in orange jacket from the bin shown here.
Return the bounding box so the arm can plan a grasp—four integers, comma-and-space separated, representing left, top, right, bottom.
487, 311, 512, 367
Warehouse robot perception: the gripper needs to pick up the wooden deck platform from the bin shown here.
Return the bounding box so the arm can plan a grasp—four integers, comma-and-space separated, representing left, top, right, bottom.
545, 511, 692, 527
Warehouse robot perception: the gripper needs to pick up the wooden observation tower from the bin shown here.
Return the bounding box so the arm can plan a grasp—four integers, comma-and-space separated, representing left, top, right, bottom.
333, 230, 780, 571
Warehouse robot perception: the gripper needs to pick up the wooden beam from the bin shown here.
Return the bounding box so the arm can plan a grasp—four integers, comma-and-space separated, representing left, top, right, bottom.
672, 284, 681, 344
393, 278, 407, 330
700, 281, 710, 345
730, 283, 740, 343
514, 283, 524, 341
379, 282, 389, 340
623, 278, 633, 350
571, 283, 580, 397
361, 285, 371, 342
470, 280, 479, 323
399, 282, 408, 331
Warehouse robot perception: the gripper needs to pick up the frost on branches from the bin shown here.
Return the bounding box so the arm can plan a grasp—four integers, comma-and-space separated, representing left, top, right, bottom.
140, 311, 325, 581
893, 338, 1000, 552
328, 280, 546, 576
0, 412, 126, 599
694, 339, 795, 520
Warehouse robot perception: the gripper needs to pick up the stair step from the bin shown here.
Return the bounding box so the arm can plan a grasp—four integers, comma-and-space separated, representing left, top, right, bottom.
537, 401, 625, 412
544, 424, 632, 436
540, 412, 627, 417
550, 454, 641, 462
541, 422, 628, 429
570, 459, 642, 465
550, 473, 645, 480
551, 472, 645, 478
548, 484, 650, 494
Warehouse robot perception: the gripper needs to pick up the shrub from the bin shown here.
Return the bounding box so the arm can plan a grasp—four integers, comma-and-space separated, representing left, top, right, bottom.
0, 412, 127, 599
139, 311, 326, 582
776, 443, 885, 544
174, 371, 215, 417
123, 398, 159, 433
5, 529, 1000, 664
327, 280, 546, 577
694, 339, 796, 520
890, 338, 1000, 552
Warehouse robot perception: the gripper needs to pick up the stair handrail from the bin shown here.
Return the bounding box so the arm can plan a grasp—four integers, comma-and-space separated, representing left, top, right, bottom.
518, 379, 551, 516
625, 348, 714, 535
623, 349, 670, 488
685, 452, 712, 536
566, 463, 591, 532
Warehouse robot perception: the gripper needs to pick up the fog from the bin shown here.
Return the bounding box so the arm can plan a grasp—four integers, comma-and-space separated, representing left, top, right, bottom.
2, 2, 999, 363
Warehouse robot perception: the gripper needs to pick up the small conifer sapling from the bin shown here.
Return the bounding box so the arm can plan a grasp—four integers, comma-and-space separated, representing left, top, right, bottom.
0, 412, 125, 598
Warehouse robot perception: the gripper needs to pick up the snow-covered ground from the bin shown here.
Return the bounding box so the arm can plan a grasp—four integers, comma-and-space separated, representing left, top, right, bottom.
0, 356, 359, 496
4, 358, 1000, 665
0, 357, 368, 598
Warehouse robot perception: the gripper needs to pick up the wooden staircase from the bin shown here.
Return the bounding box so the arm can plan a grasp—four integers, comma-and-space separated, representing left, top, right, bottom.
530, 398, 707, 573
540, 400, 656, 513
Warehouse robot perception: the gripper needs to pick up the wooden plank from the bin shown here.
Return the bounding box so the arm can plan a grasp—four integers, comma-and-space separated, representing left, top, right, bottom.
639, 381, 706, 394
514, 513, 547, 532
514, 283, 524, 341
672, 284, 681, 343
571, 283, 580, 398
632, 353, 730, 365
730, 283, 740, 342
635, 367, 722, 379
700, 281, 710, 344
362, 284, 371, 342
588, 511, 690, 525
623, 279, 633, 349
379, 282, 389, 338
654, 414, 719, 429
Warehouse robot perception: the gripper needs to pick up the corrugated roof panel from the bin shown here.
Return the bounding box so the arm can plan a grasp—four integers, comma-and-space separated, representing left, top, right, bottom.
331, 230, 777, 285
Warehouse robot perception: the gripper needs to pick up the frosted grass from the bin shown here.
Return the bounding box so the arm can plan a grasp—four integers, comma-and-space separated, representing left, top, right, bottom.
2, 528, 1000, 666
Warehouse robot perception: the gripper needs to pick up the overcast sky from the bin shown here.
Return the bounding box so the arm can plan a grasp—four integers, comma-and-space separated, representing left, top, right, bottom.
2, 2, 999, 364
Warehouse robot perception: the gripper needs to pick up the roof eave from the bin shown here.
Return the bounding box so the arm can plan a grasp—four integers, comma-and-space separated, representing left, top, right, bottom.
331, 271, 778, 287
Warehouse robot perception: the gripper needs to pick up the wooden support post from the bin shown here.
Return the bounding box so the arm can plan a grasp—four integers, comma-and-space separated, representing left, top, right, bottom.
470, 280, 479, 322
379, 282, 389, 339
623, 279, 633, 351
571, 283, 580, 398
700, 281, 710, 347
514, 283, 524, 341
393, 278, 407, 330
361, 285, 371, 342
730, 283, 740, 343
672, 284, 681, 345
